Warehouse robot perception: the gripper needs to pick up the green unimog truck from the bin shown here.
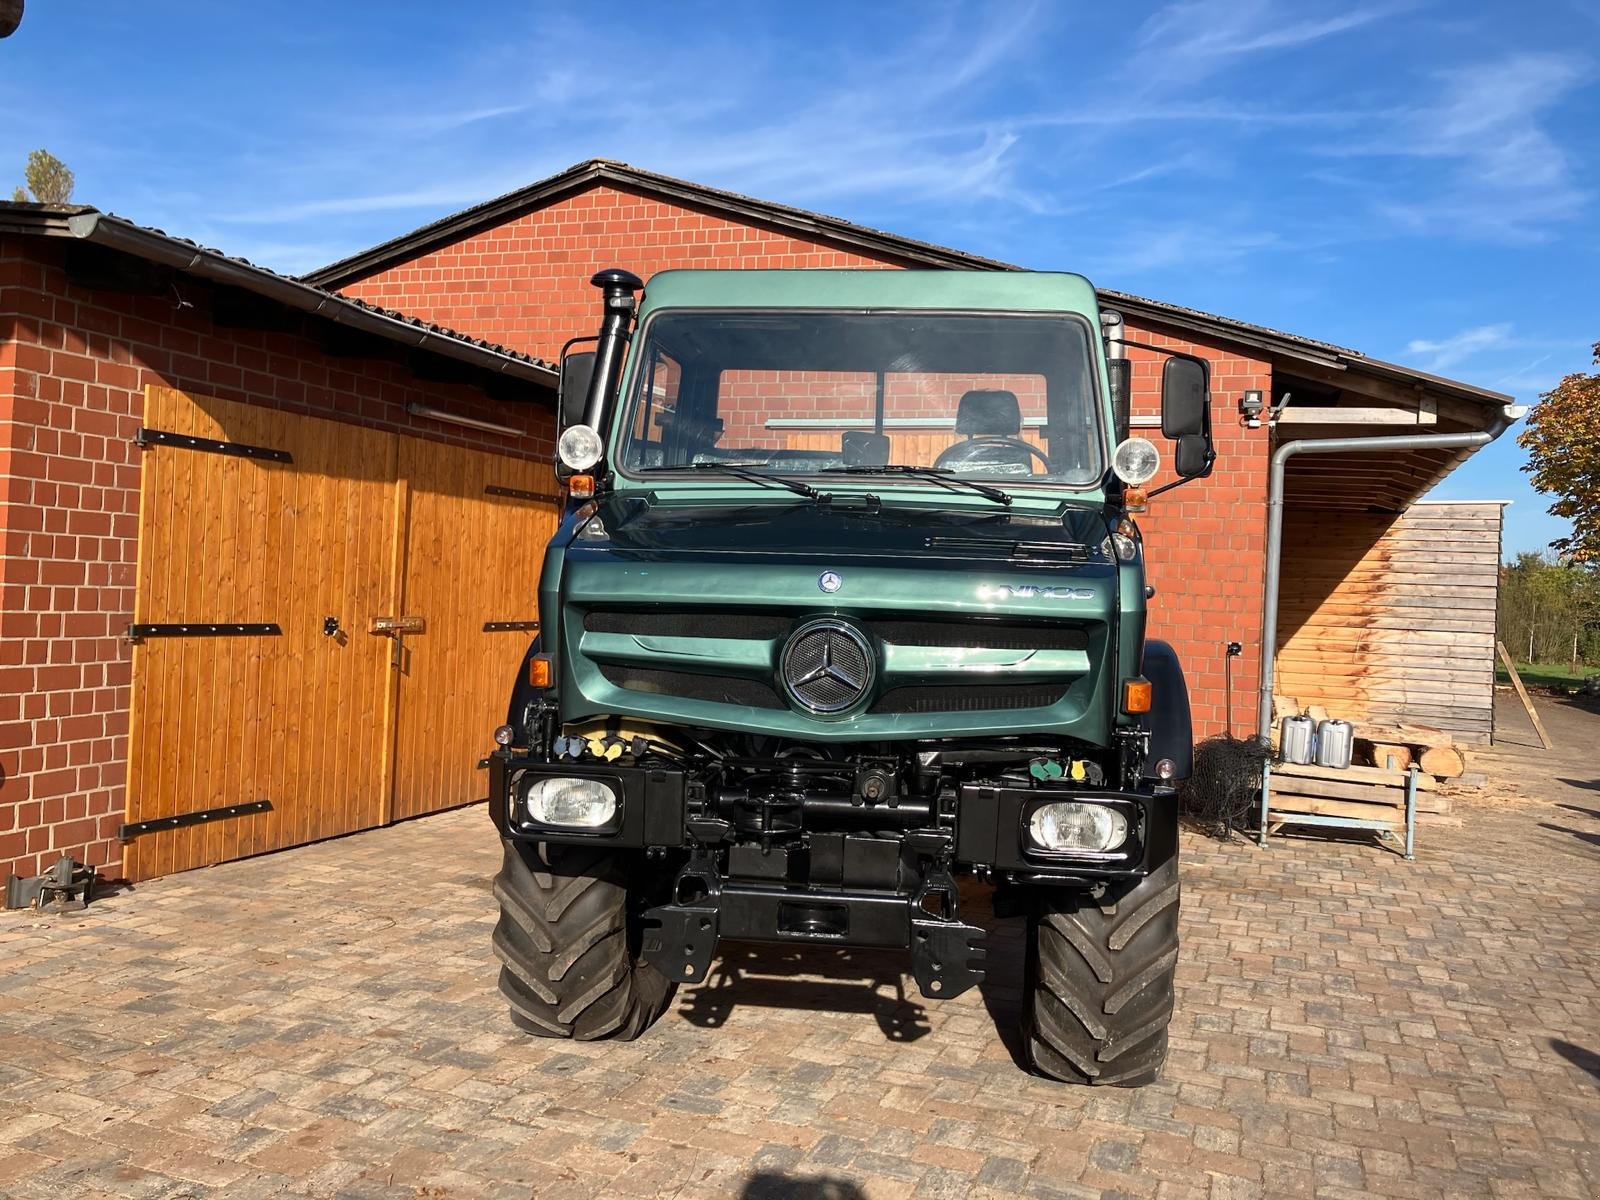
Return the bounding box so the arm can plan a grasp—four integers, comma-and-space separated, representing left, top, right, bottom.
487, 266, 1214, 1085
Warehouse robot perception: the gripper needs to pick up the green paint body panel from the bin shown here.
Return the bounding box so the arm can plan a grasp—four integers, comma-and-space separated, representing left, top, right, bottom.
545, 269, 1151, 748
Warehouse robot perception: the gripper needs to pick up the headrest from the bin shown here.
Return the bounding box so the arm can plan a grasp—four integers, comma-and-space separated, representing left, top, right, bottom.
954, 389, 1022, 436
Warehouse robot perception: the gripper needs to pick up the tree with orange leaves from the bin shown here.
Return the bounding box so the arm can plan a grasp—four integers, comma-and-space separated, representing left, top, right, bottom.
1519, 342, 1599, 563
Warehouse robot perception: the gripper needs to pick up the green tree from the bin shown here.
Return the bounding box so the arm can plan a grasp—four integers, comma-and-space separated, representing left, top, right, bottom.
13, 148, 73, 204
9, 185, 25, 202
1519, 342, 1600, 563
1499, 552, 1600, 668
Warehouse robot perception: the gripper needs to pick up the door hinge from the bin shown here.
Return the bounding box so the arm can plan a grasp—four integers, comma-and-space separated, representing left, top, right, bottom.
135, 426, 293, 463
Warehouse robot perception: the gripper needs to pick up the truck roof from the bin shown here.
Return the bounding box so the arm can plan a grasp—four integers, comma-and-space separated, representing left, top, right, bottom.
637, 269, 1101, 317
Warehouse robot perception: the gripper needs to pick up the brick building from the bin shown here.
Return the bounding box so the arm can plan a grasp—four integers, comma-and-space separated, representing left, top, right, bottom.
2, 160, 1512, 887
2, 208, 556, 884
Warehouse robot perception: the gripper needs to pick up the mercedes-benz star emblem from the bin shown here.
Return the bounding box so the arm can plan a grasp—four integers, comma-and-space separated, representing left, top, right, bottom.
818, 570, 842, 594
779, 619, 874, 715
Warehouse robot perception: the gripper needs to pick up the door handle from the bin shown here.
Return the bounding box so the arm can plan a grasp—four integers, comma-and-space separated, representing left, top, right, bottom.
370, 615, 426, 636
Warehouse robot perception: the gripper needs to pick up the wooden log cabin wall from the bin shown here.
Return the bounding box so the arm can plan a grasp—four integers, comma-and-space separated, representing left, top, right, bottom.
1274, 500, 1504, 744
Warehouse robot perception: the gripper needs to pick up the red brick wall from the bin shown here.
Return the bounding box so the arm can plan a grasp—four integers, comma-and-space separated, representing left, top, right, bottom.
0, 240, 554, 883
1124, 335, 1270, 739
341, 182, 1272, 742
336, 186, 902, 364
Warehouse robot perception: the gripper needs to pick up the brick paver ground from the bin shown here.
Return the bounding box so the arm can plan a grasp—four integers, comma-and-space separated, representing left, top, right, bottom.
2, 720, 1597, 1199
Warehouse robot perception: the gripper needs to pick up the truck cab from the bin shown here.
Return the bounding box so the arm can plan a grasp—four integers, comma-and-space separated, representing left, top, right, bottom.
487, 267, 1212, 1084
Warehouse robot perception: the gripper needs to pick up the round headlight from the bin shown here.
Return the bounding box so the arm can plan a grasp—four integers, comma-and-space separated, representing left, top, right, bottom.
493, 724, 515, 747
1029, 802, 1129, 853
522, 777, 618, 828
1111, 437, 1160, 486
558, 424, 603, 471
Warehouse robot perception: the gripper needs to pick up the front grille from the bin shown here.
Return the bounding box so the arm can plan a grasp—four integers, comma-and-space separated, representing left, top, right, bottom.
872, 684, 1068, 715
870, 619, 1089, 651
585, 609, 793, 640
598, 664, 785, 710
587, 609, 1087, 652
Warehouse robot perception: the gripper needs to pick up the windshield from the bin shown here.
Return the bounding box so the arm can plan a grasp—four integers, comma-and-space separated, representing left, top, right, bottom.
616, 311, 1104, 487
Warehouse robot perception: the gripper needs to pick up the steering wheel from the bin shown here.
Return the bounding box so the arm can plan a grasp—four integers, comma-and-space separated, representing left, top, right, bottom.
933, 436, 1051, 474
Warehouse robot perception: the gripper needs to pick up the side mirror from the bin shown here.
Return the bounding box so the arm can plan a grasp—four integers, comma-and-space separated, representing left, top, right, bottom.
559, 348, 596, 429
1174, 434, 1211, 479
1161, 356, 1214, 479
1160, 356, 1207, 438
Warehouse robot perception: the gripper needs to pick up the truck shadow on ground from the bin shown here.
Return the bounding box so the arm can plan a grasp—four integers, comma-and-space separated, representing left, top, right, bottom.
1539, 802, 1600, 850
677, 943, 933, 1041
1549, 1039, 1600, 1086
740, 1170, 867, 1199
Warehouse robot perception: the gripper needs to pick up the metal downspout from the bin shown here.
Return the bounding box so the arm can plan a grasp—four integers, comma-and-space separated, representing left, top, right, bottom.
1255, 406, 1522, 740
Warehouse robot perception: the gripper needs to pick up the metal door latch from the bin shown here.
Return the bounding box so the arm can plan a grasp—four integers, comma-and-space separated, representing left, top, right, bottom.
323, 616, 342, 637
370, 615, 426, 636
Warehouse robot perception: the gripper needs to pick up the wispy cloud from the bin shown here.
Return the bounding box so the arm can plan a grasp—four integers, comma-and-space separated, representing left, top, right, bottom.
1135, 0, 1410, 82
1406, 323, 1514, 371
1329, 52, 1591, 241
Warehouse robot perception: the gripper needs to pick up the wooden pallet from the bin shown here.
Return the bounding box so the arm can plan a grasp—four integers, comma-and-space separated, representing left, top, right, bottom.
1260, 760, 1419, 859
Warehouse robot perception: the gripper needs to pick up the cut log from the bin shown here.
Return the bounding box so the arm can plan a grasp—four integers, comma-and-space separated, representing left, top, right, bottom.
1353, 722, 1453, 751
1360, 741, 1414, 772
1418, 745, 1465, 779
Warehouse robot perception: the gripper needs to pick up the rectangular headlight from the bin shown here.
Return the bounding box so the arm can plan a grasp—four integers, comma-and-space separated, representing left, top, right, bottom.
521, 777, 618, 828
1028, 801, 1129, 853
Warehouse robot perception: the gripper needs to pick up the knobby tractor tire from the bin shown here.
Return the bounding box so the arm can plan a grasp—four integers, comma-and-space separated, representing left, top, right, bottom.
1023, 857, 1180, 1086
492, 840, 677, 1041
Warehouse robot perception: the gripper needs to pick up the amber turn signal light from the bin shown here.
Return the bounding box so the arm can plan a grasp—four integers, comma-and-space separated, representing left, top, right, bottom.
1122, 678, 1153, 714
1123, 486, 1149, 513
528, 655, 553, 689
567, 473, 596, 500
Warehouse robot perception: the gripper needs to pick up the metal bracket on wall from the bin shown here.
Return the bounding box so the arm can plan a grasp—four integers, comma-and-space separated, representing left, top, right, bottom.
482, 621, 540, 632
126, 623, 281, 644
119, 799, 273, 842
135, 426, 293, 464
485, 484, 560, 503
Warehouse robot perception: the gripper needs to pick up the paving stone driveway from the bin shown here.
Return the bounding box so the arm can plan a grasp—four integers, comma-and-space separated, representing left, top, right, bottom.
2, 761, 1597, 1199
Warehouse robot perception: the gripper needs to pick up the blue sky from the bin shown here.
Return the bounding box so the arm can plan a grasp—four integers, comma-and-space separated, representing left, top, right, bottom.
3, 1, 1595, 557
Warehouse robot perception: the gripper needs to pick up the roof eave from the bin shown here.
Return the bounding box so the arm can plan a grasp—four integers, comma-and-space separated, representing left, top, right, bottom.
1, 203, 557, 391
299, 158, 1511, 413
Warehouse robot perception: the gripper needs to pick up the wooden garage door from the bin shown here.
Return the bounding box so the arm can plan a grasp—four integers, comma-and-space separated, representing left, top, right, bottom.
389, 438, 557, 821
123, 387, 554, 881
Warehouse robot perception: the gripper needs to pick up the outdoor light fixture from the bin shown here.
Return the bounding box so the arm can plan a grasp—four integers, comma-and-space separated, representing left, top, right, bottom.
406, 403, 521, 437
1240, 389, 1265, 428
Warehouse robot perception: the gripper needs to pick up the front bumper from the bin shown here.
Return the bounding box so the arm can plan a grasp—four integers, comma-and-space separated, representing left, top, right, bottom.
489, 753, 1174, 880
489, 753, 1173, 1000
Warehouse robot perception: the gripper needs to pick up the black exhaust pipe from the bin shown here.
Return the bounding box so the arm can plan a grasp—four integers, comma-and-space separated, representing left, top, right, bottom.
580, 268, 644, 446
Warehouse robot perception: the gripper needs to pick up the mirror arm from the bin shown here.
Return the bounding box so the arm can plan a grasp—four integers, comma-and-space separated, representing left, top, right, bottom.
1113, 337, 1208, 369
1146, 457, 1215, 499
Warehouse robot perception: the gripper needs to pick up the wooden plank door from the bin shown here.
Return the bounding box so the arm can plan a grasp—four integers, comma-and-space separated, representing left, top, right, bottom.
124, 388, 399, 881
388, 439, 557, 821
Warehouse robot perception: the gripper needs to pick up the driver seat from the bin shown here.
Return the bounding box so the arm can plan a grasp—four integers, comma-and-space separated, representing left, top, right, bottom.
941, 389, 1035, 474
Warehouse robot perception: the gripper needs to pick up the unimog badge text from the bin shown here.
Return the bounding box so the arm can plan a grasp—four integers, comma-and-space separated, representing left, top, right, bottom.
978, 583, 1097, 602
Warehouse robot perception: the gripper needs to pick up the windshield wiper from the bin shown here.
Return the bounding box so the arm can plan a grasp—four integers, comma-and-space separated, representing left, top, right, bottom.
685, 461, 831, 502
822, 464, 1012, 507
